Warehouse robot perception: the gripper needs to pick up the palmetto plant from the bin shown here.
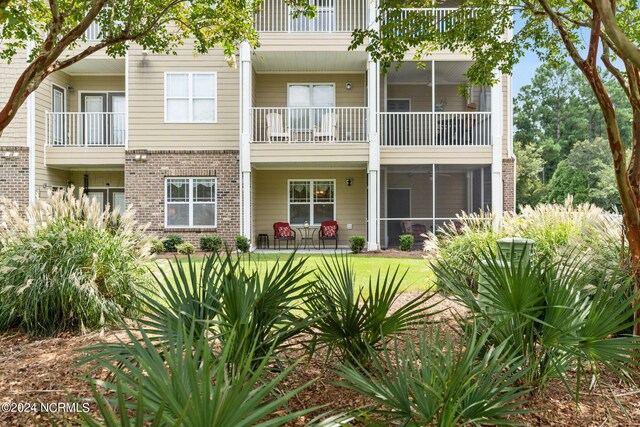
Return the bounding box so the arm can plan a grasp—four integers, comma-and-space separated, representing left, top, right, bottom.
336, 326, 531, 426
140, 252, 317, 364
432, 247, 640, 396
79, 322, 318, 427
305, 255, 438, 365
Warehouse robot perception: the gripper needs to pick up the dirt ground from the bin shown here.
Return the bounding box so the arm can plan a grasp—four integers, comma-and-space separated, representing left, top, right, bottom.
1, 294, 639, 426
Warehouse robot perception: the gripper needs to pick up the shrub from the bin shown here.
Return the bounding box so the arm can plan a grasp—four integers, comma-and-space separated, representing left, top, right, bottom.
304, 255, 437, 365
176, 242, 196, 255
149, 239, 165, 254
79, 322, 319, 427
141, 253, 316, 364
236, 235, 250, 253
337, 326, 530, 425
429, 199, 629, 292
349, 236, 365, 254
398, 234, 414, 251
433, 249, 640, 395
200, 235, 223, 252
0, 188, 151, 336
163, 234, 183, 252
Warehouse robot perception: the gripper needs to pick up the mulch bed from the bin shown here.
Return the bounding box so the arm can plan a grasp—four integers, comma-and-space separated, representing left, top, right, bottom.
1, 293, 639, 426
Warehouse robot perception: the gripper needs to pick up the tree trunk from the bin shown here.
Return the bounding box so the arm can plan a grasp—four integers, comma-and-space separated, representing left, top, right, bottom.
623, 218, 640, 336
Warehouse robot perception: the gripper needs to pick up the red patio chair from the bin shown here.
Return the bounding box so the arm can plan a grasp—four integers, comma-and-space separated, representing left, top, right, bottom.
273, 222, 296, 250
319, 220, 339, 249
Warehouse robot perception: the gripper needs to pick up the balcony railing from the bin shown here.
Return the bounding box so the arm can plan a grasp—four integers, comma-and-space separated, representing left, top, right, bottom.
251, 107, 368, 143
45, 112, 126, 147
388, 7, 477, 34
379, 112, 491, 146
85, 22, 102, 41
255, 0, 367, 32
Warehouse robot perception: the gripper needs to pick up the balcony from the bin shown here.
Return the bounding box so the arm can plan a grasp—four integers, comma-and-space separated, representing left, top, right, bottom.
85, 22, 102, 41
255, 0, 367, 33
46, 112, 126, 147
251, 107, 368, 143
390, 6, 477, 34
379, 112, 491, 146
44, 112, 126, 168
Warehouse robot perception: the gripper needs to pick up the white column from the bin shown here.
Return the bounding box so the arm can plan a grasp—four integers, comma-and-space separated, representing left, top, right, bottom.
491, 72, 504, 230
366, 0, 380, 251
239, 42, 252, 242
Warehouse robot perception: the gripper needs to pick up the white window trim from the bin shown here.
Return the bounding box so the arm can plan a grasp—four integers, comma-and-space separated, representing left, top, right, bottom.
165, 177, 218, 228
164, 72, 218, 124
287, 179, 336, 226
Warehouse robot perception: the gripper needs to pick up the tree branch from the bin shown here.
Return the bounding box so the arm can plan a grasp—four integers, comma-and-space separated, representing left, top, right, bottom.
593, 0, 640, 70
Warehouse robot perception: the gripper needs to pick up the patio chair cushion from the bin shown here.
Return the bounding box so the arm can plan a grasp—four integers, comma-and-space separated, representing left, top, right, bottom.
274, 223, 294, 238
320, 221, 338, 238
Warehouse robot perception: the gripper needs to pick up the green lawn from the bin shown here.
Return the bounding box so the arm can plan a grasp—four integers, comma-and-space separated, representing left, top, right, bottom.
151, 253, 434, 292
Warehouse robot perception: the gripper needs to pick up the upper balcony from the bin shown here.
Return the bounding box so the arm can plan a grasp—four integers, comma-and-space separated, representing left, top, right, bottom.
44, 111, 126, 168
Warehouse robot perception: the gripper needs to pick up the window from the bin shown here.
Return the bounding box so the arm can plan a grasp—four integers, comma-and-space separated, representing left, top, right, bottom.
288, 83, 335, 130
165, 178, 217, 228
165, 73, 217, 123
288, 180, 335, 225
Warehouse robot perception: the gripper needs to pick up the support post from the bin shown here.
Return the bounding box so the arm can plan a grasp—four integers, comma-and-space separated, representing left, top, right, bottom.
491, 72, 504, 230
239, 42, 252, 242
366, 0, 381, 251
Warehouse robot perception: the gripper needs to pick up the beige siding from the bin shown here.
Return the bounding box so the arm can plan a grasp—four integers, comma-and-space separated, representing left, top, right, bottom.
502, 74, 510, 158
128, 42, 240, 150
69, 170, 125, 188
254, 73, 366, 107
46, 147, 125, 168
34, 71, 74, 191
381, 146, 493, 164
251, 144, 368, 164
252, 169, 367, 246
0, 49, 28, 146
256, 34, 358, 52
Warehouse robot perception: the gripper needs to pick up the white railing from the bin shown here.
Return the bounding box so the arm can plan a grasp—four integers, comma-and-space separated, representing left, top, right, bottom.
255, 0, 367, 32
380, 112, 491, 146
85, 22, 102, 41
45, 112, 126, 147
251, 107, 368, 143
389, 7, 477, 34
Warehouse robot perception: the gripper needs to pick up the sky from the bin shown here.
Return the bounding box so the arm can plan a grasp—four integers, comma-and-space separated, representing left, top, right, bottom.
511, 15, 540, 96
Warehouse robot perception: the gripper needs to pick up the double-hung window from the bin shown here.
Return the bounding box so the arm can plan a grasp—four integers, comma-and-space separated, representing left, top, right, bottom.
165, 72, 217, 123
165, 178, 217, 228
288, 179, 335, 225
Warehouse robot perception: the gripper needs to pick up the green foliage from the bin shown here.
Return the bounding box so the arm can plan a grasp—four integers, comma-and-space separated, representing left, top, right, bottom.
163, 234, 183, 253
514, 140, 546, 207
545, 138, 620, 209
431, 201, 629, 291
141, 253, 316, 364
304, 255, 437, 365
176, 242, 196, 255
337, 326, 531, 426
149, 239, 165, 255
79, 322, 317, 427
349, 236, 365, 254
398, 234, 414, 251
433, 250, 640, 395
200, 235, 223, 252
235, 235, 250, 253
0, 188, 150, 336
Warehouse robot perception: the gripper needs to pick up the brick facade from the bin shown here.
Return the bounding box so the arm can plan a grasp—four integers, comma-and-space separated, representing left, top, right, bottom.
125, 150, 240, 246
503, 157, 516, 213
0, 146, 29, 208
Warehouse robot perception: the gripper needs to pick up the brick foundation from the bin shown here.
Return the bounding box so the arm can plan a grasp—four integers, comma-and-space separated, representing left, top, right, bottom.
0, 146, 29, 208
503, 157, 516, 212
125, 150, 241, 246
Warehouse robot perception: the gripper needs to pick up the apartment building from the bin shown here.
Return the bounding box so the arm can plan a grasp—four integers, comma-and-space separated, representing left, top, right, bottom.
0, 1, 515, 250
